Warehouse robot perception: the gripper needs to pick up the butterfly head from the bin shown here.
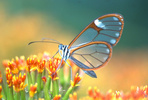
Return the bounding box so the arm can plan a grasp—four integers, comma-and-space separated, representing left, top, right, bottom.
58, 44, 64, 50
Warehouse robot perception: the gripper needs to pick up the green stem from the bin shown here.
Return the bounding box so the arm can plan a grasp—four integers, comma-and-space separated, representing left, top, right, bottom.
41, 71, 45, 90
62, 86, 74, 100
52, 79, 59, 98
6, 84, 9, 99
14, 92, 20, 100
65, 68, 71, 90
37, 73, 42, 99
44, 78, 51, 100
20, 90, 26, 100
37, 73, 42, 92
59, 67, 65, 87
27, 72, 32, 91
1, 82, 6, 100
31, 71, 36, 84
8, 86, 14, 100
47, 77, 51, 90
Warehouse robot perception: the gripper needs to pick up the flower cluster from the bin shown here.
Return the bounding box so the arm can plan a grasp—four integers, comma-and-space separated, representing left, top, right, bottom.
0, 52, 82, 100
0, 52, 148, 100
70, 86, 148, 100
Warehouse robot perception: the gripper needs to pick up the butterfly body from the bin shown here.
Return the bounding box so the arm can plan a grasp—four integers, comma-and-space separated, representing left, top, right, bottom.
58, 44, 70, 61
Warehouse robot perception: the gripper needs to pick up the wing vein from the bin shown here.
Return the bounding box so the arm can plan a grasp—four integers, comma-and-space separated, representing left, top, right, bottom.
99, 33, 117, 38
89, 54, 104, 63
105, 25, 122, 26
74, 51, 109, 56
81, 55, 95, 68
92, 33, 99, 41
104, 29, 121, 32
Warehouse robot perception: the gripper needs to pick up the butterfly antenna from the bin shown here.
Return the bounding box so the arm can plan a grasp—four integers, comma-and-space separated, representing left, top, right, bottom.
28, 40, 61, 45
42, 38, 61, 44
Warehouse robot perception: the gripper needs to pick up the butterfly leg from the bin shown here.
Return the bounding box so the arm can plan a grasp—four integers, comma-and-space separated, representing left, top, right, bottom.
55, 58, 64, 72
51, 50, 59, 59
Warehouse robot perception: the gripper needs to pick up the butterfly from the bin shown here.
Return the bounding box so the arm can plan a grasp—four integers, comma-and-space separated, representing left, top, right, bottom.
29, 14, 124, 78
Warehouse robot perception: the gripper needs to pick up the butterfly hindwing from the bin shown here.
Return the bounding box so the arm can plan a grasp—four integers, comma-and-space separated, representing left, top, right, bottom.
70, 41, 112, 71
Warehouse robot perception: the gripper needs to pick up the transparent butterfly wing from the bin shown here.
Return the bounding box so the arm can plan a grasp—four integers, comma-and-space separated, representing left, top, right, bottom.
68, 14, 124, 49
70, 41, 112, 71
70, 56, 97, 78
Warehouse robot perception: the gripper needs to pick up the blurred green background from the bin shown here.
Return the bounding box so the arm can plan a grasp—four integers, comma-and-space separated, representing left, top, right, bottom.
0, 0, 148, 98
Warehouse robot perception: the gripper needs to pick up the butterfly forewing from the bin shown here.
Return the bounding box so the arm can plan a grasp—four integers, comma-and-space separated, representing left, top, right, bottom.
68, 14, 124, 49
70, 41, 112, 71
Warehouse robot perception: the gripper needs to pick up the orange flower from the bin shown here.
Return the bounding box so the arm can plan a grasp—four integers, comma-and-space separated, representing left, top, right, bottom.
69, 92, 77, 100
12, 73, 27, 92
115, 91, 123, 100
7, 61, 19, 74
6, 68, 13, 87
42, 76, 46, 83
36, 59, 46, 73
13, 56, 26, 71
27, 54, 47, 73
53, 95, 61, 100
3, 56, 26, 73
88, 87, 104, 100
29, 83, 37, 98
143, 85, 148, 96
129, 86, 146, 99
26, 55, 38, 72
71, 73, 82, 87
106, 89, 116, 100
2, 60, 10, 68
46, 58, 61, 80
